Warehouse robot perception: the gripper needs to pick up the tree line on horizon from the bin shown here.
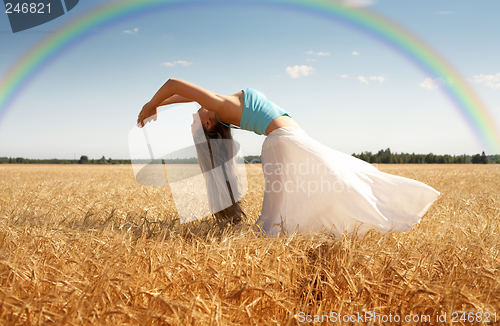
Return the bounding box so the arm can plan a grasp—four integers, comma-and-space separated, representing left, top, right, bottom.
1, 150, 499, 165
352, 149, 499, 164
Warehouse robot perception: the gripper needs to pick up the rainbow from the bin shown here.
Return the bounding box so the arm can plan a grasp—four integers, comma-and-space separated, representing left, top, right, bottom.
1, 0, 499, 152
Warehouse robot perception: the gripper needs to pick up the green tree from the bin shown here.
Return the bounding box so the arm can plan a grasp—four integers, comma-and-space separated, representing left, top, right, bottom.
471, 154, 481, 164
480, 151, 489, 164
79, 155, 89, 164
378, 148, 392, 163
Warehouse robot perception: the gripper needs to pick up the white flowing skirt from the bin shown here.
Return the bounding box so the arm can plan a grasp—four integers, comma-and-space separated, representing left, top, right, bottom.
255, 127, 440, 237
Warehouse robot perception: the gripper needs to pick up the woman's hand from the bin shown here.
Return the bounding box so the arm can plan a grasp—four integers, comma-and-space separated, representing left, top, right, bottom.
137, 102, 158, 128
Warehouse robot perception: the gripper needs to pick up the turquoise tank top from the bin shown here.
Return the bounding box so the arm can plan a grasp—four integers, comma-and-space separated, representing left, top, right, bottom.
216, 88, 292, 136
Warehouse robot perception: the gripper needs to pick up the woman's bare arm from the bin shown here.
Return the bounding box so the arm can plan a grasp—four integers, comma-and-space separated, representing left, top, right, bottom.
158, 94, 194, 106
137, 78, 231, 127
150, 78, 225, 110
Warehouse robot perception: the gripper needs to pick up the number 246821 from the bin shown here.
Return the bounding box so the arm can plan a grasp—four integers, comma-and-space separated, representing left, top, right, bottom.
5, 3, 51, 14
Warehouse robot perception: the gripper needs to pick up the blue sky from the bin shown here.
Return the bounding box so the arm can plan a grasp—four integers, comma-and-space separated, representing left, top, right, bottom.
0, 0, 499, 159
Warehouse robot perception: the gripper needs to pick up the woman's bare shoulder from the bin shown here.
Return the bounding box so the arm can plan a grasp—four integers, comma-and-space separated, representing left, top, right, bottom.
213, 91, 244, 123
216, 91, 244, 109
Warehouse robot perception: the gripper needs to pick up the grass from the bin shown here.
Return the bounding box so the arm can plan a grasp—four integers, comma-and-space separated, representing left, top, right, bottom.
0, 164, 499, 325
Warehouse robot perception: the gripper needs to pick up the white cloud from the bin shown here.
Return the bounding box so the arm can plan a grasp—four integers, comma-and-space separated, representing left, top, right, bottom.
341, 0, 375, 8
161, 60, 193, 67
306, 58, 317, 62
358, 76, 368, 84
306, 50, 330, 56
352, 51, 360, 56
341, 74, 349, 79
370, 76, 386, 83
286, 65, 315, 79
356, 75, 385, 84
123, 28, 138, 34
420, 77, 443, 90
470, 73, 500, 90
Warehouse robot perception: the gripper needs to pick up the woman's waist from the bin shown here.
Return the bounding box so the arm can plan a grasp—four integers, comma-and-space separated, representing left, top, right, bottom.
265, 116, 301, 135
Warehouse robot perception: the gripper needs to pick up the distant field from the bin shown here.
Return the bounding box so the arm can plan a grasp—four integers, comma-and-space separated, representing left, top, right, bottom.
0, 164, 499, 325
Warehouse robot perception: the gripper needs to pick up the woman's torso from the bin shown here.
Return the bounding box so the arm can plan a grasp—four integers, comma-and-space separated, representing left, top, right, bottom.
217, 90, 300, 135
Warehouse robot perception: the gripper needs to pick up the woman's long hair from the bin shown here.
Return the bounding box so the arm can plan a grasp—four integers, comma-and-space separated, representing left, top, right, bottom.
195, 119, 246, 226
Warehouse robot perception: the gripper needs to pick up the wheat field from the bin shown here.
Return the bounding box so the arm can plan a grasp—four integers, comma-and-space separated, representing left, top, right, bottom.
0, 164, 499, 325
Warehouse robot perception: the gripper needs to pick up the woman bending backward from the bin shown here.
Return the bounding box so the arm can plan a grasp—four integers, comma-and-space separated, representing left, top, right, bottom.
137, 78, 440, 236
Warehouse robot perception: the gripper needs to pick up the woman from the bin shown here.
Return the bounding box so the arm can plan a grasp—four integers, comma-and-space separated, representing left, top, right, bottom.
138, 78, 440, 237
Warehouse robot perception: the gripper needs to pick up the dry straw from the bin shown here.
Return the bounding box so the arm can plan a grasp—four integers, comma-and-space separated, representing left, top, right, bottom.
0, 164, 499, 325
